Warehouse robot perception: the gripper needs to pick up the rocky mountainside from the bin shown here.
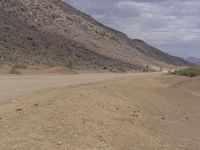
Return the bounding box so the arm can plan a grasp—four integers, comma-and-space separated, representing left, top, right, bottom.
0, 0, 192, 70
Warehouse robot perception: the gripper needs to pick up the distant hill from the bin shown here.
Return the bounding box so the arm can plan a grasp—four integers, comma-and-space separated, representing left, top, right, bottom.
185, 57, 200, 66
0, 0, 192, 70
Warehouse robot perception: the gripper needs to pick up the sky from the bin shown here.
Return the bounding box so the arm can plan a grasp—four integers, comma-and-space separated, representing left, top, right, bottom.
64, 0, 200, 58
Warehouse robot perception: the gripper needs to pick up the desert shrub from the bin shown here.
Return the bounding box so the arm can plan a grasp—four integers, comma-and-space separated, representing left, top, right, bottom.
143, 65, 150, 72
13, 64, 27, 69
171, 68, 200, 77
9, 64, 27, 74
9, 67, 21, 74
117, 67, 127, 73
64, 57, 73, 69
48, 64, 56, 68
109, 67, 127, 73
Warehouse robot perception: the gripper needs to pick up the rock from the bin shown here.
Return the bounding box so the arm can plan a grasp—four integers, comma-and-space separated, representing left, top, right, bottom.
161, 117, 165, 120
57, 141, 62, 145
34, 104, 39, 107
16, 108, 23, 112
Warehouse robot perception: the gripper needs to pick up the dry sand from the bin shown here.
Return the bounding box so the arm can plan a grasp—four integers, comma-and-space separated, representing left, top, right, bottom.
0, 72, 200, 150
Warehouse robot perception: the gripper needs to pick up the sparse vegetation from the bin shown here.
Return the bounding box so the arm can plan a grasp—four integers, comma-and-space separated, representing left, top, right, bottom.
117, 67, 127, 73
109, 67, 127, 73
64, 57, 73, 69
13, 64, 27, 69
48, 64, 56, 68
171, 68, 200, 77
142, 65, 150, 72
9, 67, 21, 74
9, 64, 27, 74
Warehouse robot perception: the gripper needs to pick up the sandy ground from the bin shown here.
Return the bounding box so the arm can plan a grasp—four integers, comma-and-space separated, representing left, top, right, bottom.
0, 72, 200, 150
0, 73, 133, 104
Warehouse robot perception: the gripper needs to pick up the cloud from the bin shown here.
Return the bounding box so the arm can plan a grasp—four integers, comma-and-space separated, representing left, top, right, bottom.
64, 0, 200, 57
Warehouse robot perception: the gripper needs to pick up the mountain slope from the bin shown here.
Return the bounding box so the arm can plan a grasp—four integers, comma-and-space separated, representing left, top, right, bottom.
0, 0, 192, 69
185, 57, 200, 66
0, 6, 141, 70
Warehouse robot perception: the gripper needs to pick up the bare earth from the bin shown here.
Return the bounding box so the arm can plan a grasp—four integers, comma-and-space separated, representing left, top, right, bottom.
0, 73, 200, 150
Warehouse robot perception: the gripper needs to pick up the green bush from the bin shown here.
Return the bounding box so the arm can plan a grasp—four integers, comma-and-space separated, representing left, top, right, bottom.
171, 68, 200, 77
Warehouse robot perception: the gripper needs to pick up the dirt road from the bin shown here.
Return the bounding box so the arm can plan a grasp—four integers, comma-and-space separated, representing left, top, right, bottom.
0, 73, 133, 104
0, 73, 200, 150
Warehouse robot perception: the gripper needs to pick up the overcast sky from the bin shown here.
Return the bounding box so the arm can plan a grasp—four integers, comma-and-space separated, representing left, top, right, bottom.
64, 0, 200, 58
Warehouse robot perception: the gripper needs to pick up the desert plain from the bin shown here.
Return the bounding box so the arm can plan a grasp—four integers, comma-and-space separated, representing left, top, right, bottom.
0, 67, 200, 150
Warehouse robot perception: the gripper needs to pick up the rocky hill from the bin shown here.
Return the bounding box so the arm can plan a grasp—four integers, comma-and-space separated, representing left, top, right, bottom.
0, 0, 192, 70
